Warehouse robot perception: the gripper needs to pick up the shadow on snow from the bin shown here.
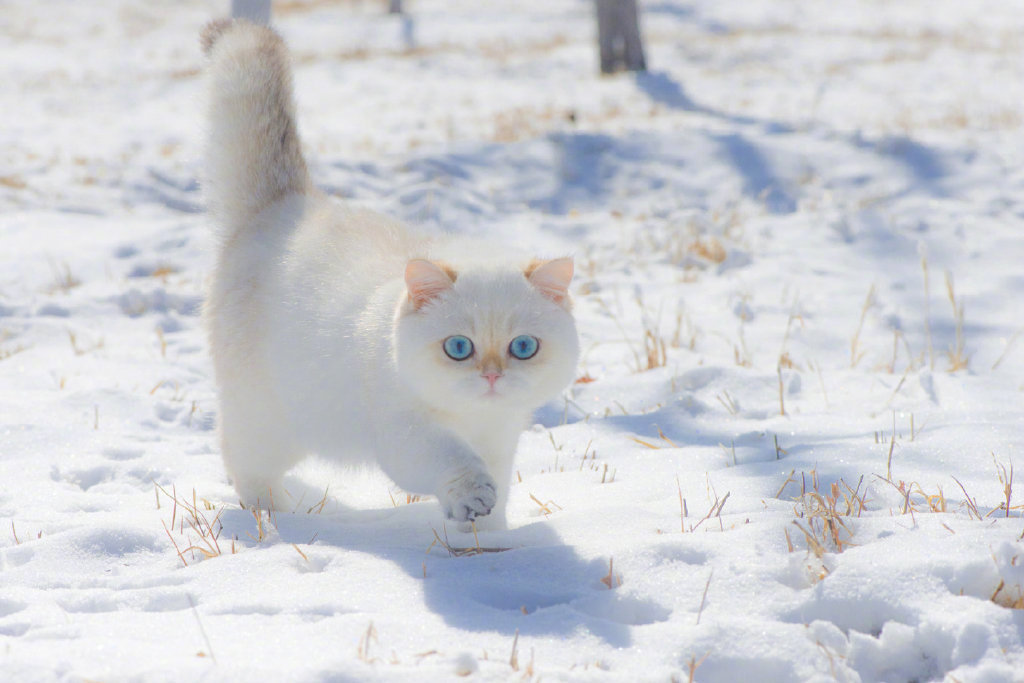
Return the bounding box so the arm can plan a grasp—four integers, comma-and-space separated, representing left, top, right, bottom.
218, 480, 643, 647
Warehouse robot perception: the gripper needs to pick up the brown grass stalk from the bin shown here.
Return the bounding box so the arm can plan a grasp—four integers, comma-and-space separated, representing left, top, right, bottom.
695, 570, 712, 624
850, 284, 876, 367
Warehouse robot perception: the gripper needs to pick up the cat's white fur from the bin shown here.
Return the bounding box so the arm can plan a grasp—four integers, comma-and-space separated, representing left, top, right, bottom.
200, 20, 579, 529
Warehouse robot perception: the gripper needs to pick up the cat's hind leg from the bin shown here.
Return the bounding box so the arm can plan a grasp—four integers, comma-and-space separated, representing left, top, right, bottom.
218, 388, 303, 510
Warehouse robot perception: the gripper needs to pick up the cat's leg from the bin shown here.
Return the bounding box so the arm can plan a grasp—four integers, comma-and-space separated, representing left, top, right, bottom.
463, 428, 522, 531
374, 418, 497, 524
469, 453, 514, 531
218, 388, 303, 510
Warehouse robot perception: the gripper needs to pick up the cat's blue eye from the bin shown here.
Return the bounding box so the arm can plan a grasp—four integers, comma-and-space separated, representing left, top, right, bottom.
508, 335, 539, 360
443, 335, 474, 361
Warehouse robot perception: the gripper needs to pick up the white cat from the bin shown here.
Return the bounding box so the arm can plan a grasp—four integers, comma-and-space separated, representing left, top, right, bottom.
200, 20, 579, 529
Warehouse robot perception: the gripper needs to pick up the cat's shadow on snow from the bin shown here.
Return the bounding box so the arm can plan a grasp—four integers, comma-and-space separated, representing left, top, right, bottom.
218, 474, 662, 647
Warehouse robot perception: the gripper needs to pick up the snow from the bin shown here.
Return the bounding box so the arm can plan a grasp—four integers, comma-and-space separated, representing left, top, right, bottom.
2, 0, 1024, 680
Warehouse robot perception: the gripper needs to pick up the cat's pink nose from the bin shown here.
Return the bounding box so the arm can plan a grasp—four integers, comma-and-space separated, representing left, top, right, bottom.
483, 372, 502, 389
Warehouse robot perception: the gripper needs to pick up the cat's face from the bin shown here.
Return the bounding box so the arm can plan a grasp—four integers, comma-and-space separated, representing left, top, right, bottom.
394, 259, 579, 414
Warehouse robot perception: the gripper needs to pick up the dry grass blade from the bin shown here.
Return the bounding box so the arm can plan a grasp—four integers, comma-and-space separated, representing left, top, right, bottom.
991, 580, 1024, 609
716, 390, 739, 415
630, 436, 661, 449
428, 527, 510, 557
991, 328, 1022, 370
162, 519, 189, 567
945, 271, 969, 371
187, 594, 216, 662
686, 652, 710, 683
306, 485, 330, 514
885, 366, 911, 406
885, 414, 897, 482
688, 490, 730, 532
68, 329, 105, 357
992, 455, 1014, 518
841, 476, 868, 516
774, 434, 787, 460
529, 493, 563, 515
0, 342, 28, 363
600, 557, 621, 589
850, 284, 876, 368
695, 570, 712, 625
677, 475, 687, 533
247, 506, 267, 542
792, 520, 828, 559
775, 469, 797, 498
656, 426, 678, 447
951, 476, 982, 520
509, 629, 520, 671
357, 622, 378, 663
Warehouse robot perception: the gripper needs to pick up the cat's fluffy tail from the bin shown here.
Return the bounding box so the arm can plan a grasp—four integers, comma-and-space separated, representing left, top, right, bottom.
201, 19, 311, 233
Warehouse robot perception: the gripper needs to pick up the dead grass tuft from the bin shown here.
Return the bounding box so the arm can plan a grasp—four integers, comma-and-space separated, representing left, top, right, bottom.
48, 260, 81, 294
68, 329, 104, 356
991, 580, 1024, 609
688, 237, 727, 264
388, 488, 423, 508
642, 328, 667, 371
155, 483, 226, 566
0, 175, 27, 190
780, 470, 865, 575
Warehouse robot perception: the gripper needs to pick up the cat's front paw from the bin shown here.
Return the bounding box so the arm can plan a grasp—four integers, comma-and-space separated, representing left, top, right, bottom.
438, 468, 497, 522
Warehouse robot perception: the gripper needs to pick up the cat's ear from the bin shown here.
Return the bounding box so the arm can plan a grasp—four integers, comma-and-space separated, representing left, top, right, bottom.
405, 259, 455, 309
526, 257, 573, 307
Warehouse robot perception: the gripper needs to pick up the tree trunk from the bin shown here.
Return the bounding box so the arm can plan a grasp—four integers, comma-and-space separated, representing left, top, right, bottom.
231, 0, 272, 25
596, 0, 646, 74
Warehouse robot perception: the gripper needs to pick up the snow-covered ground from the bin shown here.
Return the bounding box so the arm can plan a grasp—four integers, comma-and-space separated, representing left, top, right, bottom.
3, 0, 1024, 680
